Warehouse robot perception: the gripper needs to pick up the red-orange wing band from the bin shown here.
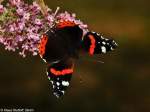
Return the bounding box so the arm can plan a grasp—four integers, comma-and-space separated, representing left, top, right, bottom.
57, 21, 76, 28
89, 34, 96, 55
38, 34, 48, 57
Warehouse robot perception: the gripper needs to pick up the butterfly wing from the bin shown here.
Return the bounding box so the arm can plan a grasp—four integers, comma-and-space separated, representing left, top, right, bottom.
38, 21, 83, 98
39, 21, 83, 63
56, 21, 83, 58
82, 32, 118, 55
47, 58, 74, 98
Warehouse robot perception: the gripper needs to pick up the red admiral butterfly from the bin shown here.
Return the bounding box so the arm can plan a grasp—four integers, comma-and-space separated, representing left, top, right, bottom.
38, 21, 118, 98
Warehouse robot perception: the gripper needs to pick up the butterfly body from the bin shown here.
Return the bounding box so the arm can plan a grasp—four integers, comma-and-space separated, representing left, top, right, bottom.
38, 21, 118, 98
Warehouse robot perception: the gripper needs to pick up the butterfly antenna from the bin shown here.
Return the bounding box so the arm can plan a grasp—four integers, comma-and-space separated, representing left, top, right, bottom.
80, 56, 104, 64
47, 7, 60, 29
54, 7, 60, 17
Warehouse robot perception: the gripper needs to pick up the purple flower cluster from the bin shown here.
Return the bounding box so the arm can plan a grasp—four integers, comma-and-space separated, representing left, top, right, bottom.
0, 0, 88, 57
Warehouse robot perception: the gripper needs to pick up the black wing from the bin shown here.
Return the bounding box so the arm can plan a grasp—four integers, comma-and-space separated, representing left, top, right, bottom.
47, 58, 74, 98
82, 32, 118, 55
41, 25, 83, 63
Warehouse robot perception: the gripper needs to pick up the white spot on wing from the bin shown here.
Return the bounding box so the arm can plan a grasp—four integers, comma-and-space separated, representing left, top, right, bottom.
50, 81, 53, 84
97, 33, 100, 36
111, 47, 114, 50
62, 81, 69, 86
101, 36, 104, 39
56, 82, 60, 86
101, 46, 106, 53
42, 58, 47, 63
61, 91, 65, 94
102, 41, 106, 45
92, 31, 96, 34
107, 43, 110, 45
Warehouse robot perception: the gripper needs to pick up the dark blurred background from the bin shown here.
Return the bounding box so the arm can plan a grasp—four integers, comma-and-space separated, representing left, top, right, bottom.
0, 0, 150, 112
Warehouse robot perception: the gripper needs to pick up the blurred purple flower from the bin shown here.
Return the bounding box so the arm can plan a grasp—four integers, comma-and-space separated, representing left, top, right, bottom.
35, 19, 42, 25
9, 0, 21, 6
23, 13, 30, 20
16, 8, 24, 15
0, 4, 4, 13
